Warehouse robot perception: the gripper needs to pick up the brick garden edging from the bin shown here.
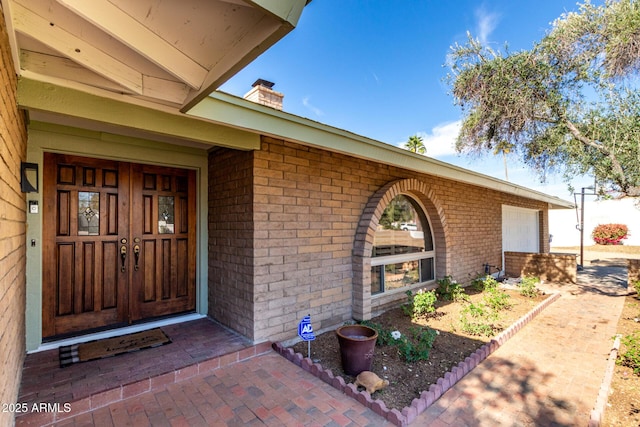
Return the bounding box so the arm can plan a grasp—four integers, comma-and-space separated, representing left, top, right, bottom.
589, 334, 621, 426
273, 292, 561, 426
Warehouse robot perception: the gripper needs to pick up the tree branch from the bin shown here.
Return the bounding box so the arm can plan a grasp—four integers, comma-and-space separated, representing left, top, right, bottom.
563, 117, 629, 188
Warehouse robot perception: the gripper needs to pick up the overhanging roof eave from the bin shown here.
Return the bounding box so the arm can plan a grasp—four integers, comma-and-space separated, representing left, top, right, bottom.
188, 91, 574, 209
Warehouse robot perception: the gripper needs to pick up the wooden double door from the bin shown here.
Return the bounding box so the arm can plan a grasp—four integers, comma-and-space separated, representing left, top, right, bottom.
42, 153, 196, 338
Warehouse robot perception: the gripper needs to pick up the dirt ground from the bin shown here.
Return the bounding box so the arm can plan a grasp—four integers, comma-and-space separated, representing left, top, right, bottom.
291, 288, 547, 411
603, 294, 640, 426
290, 245, 640, 416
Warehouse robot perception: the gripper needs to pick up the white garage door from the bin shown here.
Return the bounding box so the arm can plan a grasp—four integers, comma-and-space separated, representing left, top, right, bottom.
502, 206, 539, 254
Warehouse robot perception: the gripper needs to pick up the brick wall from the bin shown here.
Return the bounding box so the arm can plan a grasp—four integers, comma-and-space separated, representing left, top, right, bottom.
209, 136, 549, 343
0, 5, 28, 426
208, 148, 256, 339
504, 251, 577, 284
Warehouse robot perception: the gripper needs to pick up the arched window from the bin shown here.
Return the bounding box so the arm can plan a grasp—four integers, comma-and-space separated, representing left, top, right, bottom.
371, 194, 435, 294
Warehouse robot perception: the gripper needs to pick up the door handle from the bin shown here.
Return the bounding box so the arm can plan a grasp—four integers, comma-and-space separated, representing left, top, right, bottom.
120, 245, 127, 272
133, 244, 140, 271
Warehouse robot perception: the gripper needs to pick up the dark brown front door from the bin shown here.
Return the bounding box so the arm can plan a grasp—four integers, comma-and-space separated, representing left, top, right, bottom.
42, 153, 196, 338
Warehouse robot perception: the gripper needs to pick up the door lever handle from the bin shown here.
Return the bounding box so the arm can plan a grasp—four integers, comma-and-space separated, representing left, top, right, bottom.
120, 245, 127, 272
133, 244, 140, 271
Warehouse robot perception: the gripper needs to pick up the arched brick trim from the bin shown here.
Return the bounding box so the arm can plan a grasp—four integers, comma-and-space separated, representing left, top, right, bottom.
352, 179, 449, 320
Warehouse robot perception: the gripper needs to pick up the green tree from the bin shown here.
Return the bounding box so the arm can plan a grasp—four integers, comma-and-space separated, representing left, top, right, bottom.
404, 135, 426, 154
446, 0, 640, 197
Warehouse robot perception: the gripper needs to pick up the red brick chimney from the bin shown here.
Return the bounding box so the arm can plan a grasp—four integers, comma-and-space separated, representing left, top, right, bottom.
243, 79, 284, 110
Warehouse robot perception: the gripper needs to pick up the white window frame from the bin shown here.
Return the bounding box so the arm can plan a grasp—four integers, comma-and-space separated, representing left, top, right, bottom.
370, 194, 436, 296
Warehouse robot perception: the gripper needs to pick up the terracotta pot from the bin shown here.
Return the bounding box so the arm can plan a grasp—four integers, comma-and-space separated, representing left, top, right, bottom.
335, 325, 378, 376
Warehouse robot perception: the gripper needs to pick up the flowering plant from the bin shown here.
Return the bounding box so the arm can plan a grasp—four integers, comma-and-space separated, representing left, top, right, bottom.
391, 331, 402, 340
592, 223, 628, 245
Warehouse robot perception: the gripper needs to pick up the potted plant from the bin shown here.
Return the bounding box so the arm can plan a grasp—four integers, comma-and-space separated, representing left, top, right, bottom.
335, 324, 378, 376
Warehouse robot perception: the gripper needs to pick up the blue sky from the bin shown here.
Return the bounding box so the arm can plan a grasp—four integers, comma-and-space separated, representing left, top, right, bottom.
220, 1, 599, 201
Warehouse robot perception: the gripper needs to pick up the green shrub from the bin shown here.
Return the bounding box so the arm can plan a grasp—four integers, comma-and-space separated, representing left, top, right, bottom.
403, 289, 437, 319
459, 302, 499, 337
618, 332, 640, 375
395, 327, 438, 362
459, 281, 510, 337
436, 276, 469, 302
633, 280, 640, 296
359, 321, 394, 346
483, 286, 512, 311
359, 321, 437, 362
471, 274, 486, 291
520, 276, 540, 298
592, 223, 628, 245
473, 275, 499, 292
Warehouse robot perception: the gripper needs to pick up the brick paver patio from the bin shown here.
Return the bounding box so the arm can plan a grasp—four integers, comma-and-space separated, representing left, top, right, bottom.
16, 261, 628, 426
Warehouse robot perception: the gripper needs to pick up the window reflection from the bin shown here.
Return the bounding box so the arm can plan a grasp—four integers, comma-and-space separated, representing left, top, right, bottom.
371, 194, 435, 295
374, 195, 424, 256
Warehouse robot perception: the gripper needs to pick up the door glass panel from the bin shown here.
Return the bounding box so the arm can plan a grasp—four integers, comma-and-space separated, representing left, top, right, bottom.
158, 196, 175, 234
78, 191, 100, 235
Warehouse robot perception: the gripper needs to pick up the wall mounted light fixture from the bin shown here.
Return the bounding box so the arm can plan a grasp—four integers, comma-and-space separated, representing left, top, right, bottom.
20, 162, 38, 193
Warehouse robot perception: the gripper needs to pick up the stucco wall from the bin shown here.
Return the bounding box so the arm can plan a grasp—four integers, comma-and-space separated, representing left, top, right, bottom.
0, 6, 28, 426
550, 198, 640, 247
209, 136, 549, 343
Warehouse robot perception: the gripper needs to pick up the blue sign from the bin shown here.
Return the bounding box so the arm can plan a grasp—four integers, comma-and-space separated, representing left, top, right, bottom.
298, 315, 315, 341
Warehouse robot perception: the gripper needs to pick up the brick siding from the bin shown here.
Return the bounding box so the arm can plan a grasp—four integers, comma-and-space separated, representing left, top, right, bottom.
209, 136, 549, 343
504, 251, 577, 284
208, 149, 255, 339
0, 6, 28, 426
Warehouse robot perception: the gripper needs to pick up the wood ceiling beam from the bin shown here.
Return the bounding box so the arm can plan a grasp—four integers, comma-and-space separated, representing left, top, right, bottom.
21, 51, 190, 105
56, 0, 208, 90
12, 2, 143, 95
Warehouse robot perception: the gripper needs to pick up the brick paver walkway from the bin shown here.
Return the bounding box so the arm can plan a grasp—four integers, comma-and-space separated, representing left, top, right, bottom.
17, 261, 628, 426
54, 352, 392, 426
414, 264, 627, 426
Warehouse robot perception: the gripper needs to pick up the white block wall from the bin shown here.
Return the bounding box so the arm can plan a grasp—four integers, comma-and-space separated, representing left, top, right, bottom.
550, 198, 640, 247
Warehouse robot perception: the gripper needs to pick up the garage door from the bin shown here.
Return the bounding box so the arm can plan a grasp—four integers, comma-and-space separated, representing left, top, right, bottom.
502, 206, 539, 254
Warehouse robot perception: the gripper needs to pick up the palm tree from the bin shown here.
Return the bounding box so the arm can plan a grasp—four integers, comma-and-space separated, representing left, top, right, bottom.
404, 135, 426, 154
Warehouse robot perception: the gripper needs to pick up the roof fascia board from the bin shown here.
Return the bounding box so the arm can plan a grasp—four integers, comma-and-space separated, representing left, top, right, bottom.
190, 92, 573, 209
247, 0, 307, 27
181, 1, 308, 113
17, 78, 260, 150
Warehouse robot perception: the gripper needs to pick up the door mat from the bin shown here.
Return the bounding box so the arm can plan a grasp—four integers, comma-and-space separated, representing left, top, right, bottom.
59, 328, 171, 368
